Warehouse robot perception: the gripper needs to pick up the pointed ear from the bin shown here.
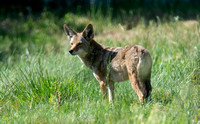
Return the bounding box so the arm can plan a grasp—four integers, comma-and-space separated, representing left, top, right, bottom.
63, 24, 76, 38
82, 24, 94, 40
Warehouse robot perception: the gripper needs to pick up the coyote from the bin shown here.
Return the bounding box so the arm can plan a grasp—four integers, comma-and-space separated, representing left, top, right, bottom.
63, 24, 152, 103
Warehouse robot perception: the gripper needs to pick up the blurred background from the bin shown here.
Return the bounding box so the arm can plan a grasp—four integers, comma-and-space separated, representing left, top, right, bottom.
1, 0, 200, 18
0, 0, 200, 63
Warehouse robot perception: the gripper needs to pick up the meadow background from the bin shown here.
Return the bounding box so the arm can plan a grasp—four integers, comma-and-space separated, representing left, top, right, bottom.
0, 0, 200, 123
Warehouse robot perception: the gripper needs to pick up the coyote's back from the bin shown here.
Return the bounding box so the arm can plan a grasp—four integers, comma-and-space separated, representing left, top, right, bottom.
63, 24, 152, 103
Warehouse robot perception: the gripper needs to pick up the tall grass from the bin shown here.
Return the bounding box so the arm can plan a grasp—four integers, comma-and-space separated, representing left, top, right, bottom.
0, 12, 199, 123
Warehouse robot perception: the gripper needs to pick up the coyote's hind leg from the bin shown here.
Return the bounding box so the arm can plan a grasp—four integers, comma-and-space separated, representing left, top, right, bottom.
128, 73, 147, 103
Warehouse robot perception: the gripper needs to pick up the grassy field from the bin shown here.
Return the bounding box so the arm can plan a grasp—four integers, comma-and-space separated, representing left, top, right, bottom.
0, 11, 200, 123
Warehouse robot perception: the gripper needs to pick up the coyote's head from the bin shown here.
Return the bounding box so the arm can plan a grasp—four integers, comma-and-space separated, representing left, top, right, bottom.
63, 24, 94, 56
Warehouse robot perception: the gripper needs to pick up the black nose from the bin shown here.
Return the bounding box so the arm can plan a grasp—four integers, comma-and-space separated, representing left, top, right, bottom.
69, 50, 73, 54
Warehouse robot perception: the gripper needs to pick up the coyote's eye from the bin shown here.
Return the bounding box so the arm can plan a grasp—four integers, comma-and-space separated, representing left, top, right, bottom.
70, 43, 73, 46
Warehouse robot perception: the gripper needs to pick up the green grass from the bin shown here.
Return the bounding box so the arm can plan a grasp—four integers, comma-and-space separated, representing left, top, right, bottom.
0, 12, 200, 123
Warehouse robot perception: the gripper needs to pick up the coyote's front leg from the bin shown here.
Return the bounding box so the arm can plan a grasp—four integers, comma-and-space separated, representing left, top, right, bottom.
100, 80, 115, 102
100, 81, 107, 99
107, 80, 114, 102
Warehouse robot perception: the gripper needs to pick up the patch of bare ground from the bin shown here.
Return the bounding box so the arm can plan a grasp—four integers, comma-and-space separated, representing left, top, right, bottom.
178, 20, 199, 28
95, 24, 147, 44
95, 20, 199, 44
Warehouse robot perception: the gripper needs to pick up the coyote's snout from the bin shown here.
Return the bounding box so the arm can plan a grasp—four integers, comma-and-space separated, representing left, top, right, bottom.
64, 24, 152, 103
